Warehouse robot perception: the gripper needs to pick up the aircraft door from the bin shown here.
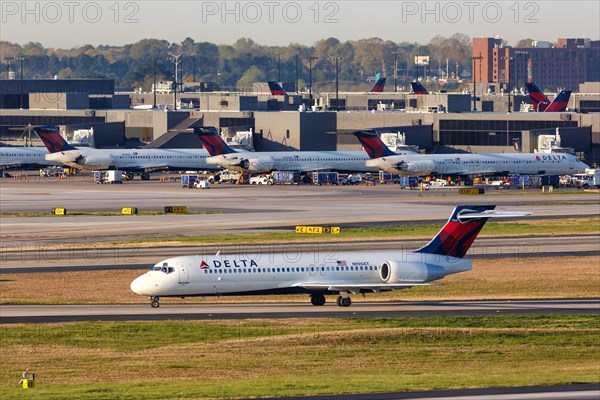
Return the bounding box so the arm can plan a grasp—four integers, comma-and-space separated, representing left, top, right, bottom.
177, 260, 190, 284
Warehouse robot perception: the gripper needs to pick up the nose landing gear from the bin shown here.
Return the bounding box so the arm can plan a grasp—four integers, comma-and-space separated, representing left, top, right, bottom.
150, 296, 160, 308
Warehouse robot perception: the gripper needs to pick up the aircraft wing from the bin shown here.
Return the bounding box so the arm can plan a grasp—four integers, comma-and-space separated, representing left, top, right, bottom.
0, 162, 23, 168
121, 164, 170, 173
294, 282, 430, 294
457, 210, 533, 221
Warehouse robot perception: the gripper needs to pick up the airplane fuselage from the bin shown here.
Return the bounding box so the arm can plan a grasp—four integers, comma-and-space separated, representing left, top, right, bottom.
1, 147, 57, 169
367, 152, 588, 177
130, 251, 471, 298
46, 147, 216, 172
207, 151, 379, 173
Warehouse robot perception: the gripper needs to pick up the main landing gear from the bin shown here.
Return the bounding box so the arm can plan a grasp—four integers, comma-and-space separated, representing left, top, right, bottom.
310, 294, 352, 307
310, 294, 326, 306
150, 296, 160, 308
336, 295, 352, 307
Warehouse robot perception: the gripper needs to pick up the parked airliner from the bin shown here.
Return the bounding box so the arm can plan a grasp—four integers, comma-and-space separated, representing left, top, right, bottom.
354, 129, 588, 177
194, 126, 379, 174
34, 126, 218, 179
1, 146, 57, 169
131, 205, 531, 308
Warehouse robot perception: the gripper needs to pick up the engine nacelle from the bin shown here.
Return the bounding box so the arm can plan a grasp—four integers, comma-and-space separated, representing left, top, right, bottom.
397, 159, 436, 175
76, 154, 113, 169
379, 261, 445, 283
245, 156, 275, 173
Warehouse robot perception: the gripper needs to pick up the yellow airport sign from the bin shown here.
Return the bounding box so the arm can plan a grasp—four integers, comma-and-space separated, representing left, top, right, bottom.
296, 226, 341, 234
52, 207, 66, 215
122, 207, 138, 215
164, 206, 188, 214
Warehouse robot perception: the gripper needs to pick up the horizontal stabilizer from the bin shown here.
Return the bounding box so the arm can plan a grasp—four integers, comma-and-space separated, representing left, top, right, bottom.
457, 210, 533, 221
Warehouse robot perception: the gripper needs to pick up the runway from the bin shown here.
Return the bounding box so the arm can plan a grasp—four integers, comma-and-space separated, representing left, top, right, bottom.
269, 384, 600, 400
2, 299, 598, 324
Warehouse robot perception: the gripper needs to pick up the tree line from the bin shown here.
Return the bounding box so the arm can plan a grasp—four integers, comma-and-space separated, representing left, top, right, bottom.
0, 34, 480, 92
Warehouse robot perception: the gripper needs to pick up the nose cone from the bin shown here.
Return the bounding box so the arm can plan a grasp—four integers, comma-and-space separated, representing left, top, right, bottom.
130, 275, 153, 296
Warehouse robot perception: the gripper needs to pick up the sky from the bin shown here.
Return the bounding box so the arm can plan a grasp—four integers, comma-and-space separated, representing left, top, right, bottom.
1, 1, 599, 48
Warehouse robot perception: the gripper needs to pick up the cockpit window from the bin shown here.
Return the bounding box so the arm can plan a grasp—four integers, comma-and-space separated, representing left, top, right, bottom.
152, 263, 174, 274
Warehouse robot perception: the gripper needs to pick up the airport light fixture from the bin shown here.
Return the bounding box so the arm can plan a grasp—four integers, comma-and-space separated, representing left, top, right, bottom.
471, 53, 483, 111
393, 51, 400, 92
329, 56, 342, 111
275, 51, 281, 82
514, 51, 529, 94
169, 53, 183, 110
16, 56, 25, 109
307, 56, 318, 103
152, 57, 158, 109
500, 55, 515, 113
290, 52, 299, 93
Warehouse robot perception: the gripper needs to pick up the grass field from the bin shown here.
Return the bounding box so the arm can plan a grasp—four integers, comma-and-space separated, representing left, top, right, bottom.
0, 315, 597, 399
1, 256, 598, 305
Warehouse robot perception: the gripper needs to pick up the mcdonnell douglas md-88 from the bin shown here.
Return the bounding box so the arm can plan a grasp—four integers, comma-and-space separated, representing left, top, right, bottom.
354, 129, 588, 177
34, 126, 217, 179
131, 205, 530, 308
194, 126, 379, 174
0, 146, 57, 169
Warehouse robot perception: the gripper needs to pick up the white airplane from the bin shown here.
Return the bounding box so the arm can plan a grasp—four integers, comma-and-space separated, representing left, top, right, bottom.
33, 126, 218, 180
131, 205, 531, 308
354, 130, 588, 177
0, 146, 58, 169
194, 127, 382, 174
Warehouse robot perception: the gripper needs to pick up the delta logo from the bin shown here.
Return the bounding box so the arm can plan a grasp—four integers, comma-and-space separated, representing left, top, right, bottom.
199, 259, 260, 269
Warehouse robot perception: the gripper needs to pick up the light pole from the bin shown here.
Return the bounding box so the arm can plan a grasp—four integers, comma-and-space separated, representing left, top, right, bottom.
169, 53, 183, 110
152, 57, 157, 109
291, 52, 299, 93
307, 56, 318, 104
16, 56, 25, 109
501, 55, 514, 112
514, 51, 528, 94
471, 53, 483, 111
329, 56, 341, 111
393, 52, 399, 92
275, 51, 281, 82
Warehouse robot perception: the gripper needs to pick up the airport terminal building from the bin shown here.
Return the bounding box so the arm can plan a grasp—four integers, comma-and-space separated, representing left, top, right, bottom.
0, 78, 599, 164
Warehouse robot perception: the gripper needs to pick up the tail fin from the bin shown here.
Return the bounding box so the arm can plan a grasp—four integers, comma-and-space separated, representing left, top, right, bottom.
526, 82, 551, 110
410, 81, 429, 95
543, 90, 571, 112
416, 205, 532, 258
193, 127, 237, 156
33, 126, 76, 153
352, 130, 398, 159
267, 81, 288, 96
369, 77, 386, 93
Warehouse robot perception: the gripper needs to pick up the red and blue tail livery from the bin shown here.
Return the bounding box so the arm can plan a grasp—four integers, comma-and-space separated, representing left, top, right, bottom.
410, 81, 429, 95
33, 126, 76, 153
193, 127, 237, 156
369, 77, 387, 93
544, 90, 571, 112
525, 82, 550, 111
416, 205, 496, 258
353, 130, 397, 159
267, 81, 288, 96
